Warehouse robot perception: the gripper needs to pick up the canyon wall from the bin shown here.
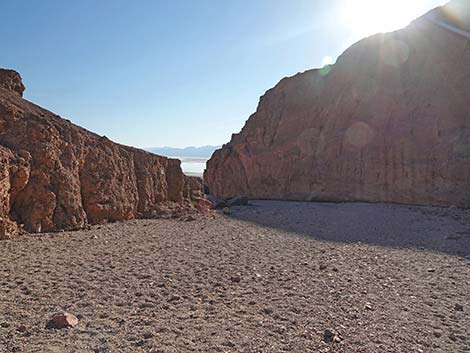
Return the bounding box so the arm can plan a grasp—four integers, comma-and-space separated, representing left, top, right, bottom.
0, 69, 200, 238
205, 1, 470, 208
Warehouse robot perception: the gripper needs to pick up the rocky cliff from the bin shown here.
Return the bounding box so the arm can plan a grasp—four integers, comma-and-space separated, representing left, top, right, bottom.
205, 0, 470, 208
0, 69, 202, 239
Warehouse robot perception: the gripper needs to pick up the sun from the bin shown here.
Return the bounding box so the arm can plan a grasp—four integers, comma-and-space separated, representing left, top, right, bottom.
340, 0, 447, 37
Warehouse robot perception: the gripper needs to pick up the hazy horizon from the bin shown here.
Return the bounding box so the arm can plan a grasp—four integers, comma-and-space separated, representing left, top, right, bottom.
1, 0, 446, 149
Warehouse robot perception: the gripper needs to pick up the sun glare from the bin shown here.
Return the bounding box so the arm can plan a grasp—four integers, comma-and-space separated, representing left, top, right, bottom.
321, 56, 334, 67
340, 0, 447, 37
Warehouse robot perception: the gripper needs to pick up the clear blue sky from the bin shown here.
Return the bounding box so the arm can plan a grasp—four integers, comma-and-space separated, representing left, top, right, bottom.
0, 0, 446, 148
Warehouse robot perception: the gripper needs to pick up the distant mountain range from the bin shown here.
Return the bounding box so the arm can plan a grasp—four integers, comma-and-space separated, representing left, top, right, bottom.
145, 145, 220, 158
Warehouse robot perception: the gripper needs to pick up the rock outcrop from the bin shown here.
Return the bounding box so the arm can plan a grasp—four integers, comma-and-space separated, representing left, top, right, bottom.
0, 70, 201, 238
205, 0, 470, 208
0, 69, 25, 97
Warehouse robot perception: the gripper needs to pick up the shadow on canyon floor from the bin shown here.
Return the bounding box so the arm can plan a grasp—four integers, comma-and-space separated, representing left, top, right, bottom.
230, 200, 470, 258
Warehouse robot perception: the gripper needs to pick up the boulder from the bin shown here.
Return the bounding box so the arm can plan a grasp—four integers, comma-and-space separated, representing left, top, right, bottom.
196, 197, 214, 213
206, 194, 228, 209
46, 313, 79, 329
205, 0, 470, 208
227, 195, 249, 207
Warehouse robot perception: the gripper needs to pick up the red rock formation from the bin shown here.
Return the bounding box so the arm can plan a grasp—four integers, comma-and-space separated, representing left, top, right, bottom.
0, 69, 25, 97
0, 70, 201, 237
205, 0, 470, 208
0, 148, 20, 238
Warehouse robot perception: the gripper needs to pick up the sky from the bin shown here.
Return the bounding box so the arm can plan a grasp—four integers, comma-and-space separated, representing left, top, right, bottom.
0, 0, 447, 148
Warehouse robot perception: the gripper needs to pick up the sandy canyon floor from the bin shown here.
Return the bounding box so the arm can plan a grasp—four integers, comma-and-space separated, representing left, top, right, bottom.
1, 201, 469, 353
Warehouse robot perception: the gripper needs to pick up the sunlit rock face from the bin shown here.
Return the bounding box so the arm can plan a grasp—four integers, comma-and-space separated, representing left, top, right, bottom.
205, 0, 470, 207
0, 69, 25, 97
0, 71, 201, 236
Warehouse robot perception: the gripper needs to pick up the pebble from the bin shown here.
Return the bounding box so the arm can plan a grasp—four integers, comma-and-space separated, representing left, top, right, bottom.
16, 325, 27, 333
230, 274, 241, 283
185, 215, 196, 222
263, 307, 274, 315
168, 295, 181, 302
323, 328, 342, 343
222, 340, 236, 347
135, 339, 146, 347
46, 312, 79, 329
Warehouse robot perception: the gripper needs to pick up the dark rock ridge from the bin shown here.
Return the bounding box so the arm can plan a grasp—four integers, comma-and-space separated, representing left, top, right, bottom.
205, 0, 470, 208
0, 70, 202, 238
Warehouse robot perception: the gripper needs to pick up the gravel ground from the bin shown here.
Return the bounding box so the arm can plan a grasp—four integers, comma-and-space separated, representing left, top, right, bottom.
0, 201, 469, 353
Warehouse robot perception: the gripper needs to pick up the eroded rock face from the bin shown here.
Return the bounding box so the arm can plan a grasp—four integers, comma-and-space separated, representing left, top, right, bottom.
205, 0, 470, 208
0, 70, 201, 235
0, 148, 18, 239
0, 69, 25, 97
